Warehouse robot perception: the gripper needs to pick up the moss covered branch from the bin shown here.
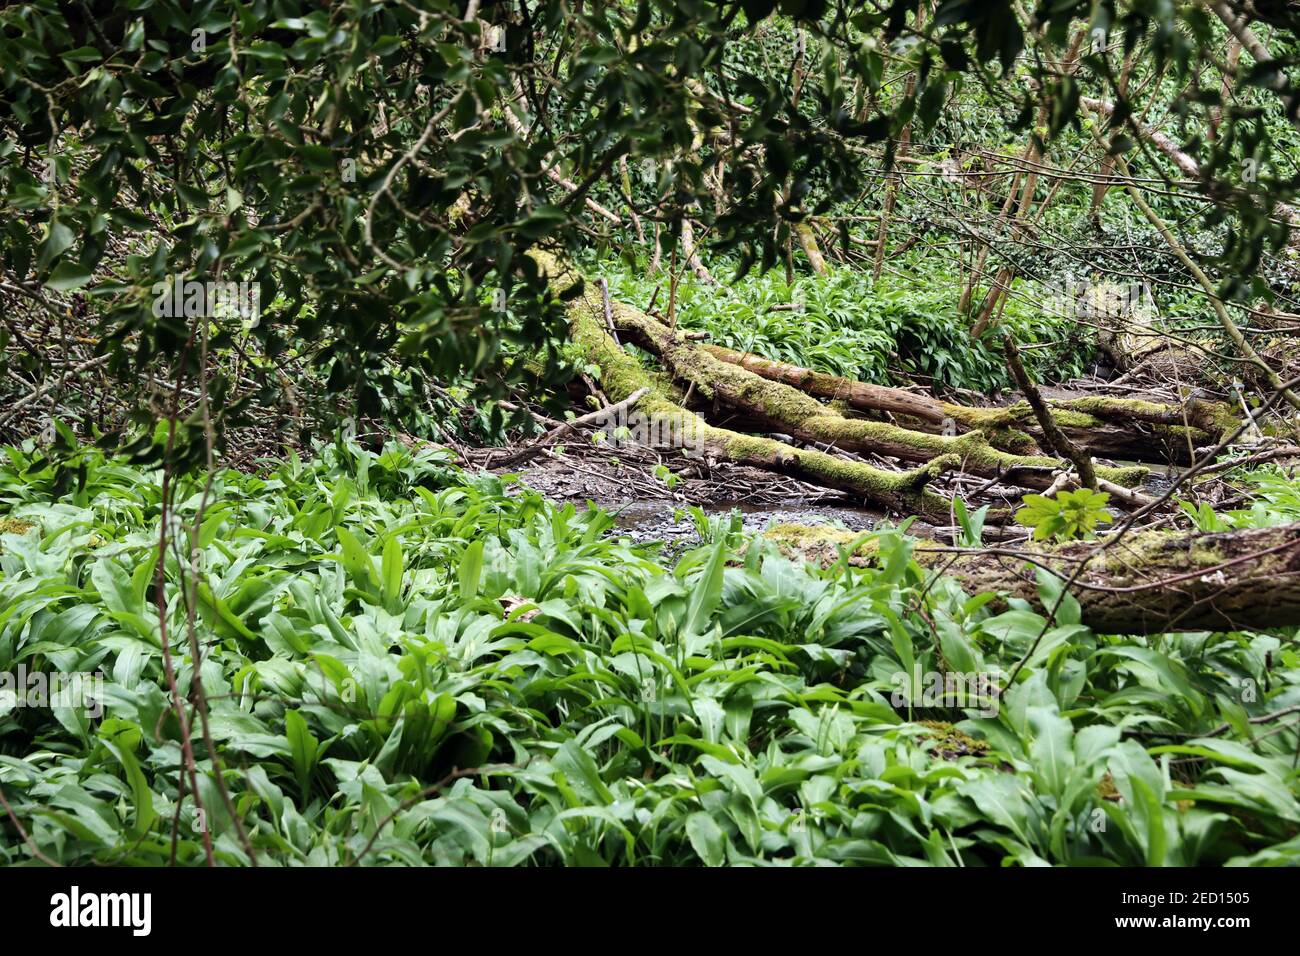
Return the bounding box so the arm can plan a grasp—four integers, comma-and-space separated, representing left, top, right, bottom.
702, 344, 1232, 464
529, 250, 956, 520
610, 302, 1149, 492
764, 522, 1300, 634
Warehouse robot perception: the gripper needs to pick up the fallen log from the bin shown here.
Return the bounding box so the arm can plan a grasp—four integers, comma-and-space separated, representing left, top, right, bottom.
764, 522, 1300, 634
1096, 323, 1220, 391
1100, 317, 1300, 437
702, 344, 1233, 464
529, 251, 958, 520
609, 304, 1151, 493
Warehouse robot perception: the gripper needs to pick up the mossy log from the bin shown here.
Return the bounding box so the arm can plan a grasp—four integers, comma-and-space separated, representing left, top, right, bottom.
529, 251, 957, 520
701, 345, 1232, 464
765, 522, 1300, 634
1098, 321, 1299, 437
610, 307, 1150, 493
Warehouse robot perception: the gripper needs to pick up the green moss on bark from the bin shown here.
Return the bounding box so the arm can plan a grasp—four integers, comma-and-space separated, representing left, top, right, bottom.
532, 250, 956, 518
613, 298, 1151, 488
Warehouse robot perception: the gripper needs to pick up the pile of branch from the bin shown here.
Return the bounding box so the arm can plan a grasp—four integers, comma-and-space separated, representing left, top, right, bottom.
529, 253, 1234, 516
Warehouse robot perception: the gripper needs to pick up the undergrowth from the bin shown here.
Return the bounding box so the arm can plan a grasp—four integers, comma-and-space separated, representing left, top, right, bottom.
0, 442, 1297, 866
598, 251, 1095, 394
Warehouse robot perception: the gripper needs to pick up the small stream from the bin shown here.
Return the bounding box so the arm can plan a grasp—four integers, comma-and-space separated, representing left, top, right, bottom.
608, 497, 885, 551
599, 460, 1180, 555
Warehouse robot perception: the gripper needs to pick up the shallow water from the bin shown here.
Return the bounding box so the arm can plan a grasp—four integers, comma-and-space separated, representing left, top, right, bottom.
598, 458, 1176, 556
607, 497, 885, 552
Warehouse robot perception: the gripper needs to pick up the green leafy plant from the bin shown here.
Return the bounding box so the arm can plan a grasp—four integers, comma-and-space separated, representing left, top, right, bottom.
600, 251, 1093, 395
953, 497, 990, 547
1014, 488, 1114, 542
652, 464, 681, 489
1, 443, 1298, 867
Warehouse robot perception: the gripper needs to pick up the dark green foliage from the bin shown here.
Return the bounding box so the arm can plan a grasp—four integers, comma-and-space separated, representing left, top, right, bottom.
3, 1, 1296, 464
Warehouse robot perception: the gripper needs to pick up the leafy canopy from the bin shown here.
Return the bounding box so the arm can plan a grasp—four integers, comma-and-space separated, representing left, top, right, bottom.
2, 1, 1296, 463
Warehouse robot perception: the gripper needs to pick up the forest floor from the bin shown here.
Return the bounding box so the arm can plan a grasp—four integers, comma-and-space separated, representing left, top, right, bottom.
475, 441, 874, 552
461, 373, 1187, 551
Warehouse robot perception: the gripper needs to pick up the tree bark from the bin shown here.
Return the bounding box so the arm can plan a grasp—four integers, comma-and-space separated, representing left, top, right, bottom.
612, 304, 1151, 493
794, 221, 829, 276
699, 343, 1231, 464
679, 218, 719, 286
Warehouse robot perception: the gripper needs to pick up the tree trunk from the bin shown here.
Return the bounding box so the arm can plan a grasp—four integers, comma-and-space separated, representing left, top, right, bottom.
679, 218, 719, 286
794, 222, 829, 276
766, 522, 1300, 634
529, 250, 957, 520
702, 344, 1232, 464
